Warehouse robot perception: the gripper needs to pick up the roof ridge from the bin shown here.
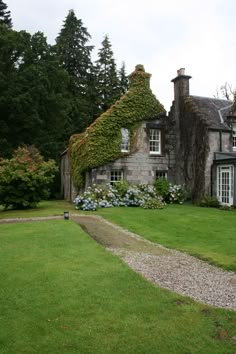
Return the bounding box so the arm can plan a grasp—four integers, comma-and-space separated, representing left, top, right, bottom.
190, 95, 232, 103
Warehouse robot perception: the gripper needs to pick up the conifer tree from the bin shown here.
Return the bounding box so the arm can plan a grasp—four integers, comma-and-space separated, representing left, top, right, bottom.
0, 28, 71, 160
56, 9, 98, 132
56, 10, 92, 87
118, 61, 128, 95
0, 0, 12, 28
96, 35, 120, 112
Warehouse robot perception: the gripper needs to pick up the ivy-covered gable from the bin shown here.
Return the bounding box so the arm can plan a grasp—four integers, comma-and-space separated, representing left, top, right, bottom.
69, 64, 165, 190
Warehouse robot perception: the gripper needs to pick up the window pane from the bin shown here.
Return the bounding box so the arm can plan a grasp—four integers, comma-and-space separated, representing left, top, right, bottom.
233, 124, 236, 149
121, 128, 129, 152
110, 170, 123, 184
156, 171, 167, 179
149, 129, 161, 154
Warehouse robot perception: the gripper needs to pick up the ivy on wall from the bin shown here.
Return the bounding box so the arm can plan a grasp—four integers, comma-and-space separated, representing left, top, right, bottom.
69, 64, 165, 190
180, 97, 209, 202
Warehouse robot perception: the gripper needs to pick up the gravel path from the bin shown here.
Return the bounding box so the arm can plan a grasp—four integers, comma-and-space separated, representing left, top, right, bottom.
74, 215, 236, 311
0, 216, 63, 224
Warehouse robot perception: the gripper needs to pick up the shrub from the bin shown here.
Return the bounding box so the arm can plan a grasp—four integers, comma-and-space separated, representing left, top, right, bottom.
154, 178, 186, 204
168, 184, 186, 204
0, 146, 57, 209
198, 196, 220, 208
219, 205, 236, 212
74, 182, 165, 211
143, 198, 164, 209
113, 180, 129, 198
154, 178, 170, 201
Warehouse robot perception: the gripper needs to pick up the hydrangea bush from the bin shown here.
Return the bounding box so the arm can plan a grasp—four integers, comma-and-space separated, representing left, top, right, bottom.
74, 180, 186, 211
154, 178, 186, 204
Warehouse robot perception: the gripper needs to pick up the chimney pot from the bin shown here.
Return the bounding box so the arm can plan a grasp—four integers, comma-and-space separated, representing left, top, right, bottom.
177, 68, 185, 76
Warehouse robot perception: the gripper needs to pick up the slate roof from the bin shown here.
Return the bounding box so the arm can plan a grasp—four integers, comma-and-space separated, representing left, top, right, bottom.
187, 95, 233, 131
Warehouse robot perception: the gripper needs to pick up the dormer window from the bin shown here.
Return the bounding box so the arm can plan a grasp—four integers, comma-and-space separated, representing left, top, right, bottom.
149, 129, 161, 154
121, 128, 129, 152
232, 123, 236, 151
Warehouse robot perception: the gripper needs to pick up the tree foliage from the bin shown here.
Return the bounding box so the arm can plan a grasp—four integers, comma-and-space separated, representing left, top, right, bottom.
0, 0, 12, 28
0, 4, 127, 166
96, 35, 121, 112
0, 26, 72, 160
56, 9, 98, 132
118, 61, 129, 95
215, 82, 235, 101
0, 146, 58, 209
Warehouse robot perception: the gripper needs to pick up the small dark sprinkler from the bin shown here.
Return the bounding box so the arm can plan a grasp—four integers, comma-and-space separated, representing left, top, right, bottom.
64, 211, 70, 220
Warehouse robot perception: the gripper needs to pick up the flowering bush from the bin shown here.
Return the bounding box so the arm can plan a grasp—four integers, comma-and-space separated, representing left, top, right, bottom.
154, 178, 186, 204
143, 197, 164, 209
74, 180, 186, 211
0, 146, 57, 209
168, 184, 186, 204
74, 182, 166, 211
74, 195, 97, 211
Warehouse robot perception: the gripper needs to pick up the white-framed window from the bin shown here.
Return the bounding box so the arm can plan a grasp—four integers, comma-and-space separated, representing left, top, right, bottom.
232, 123, 236, 151
121, 128, 129, 152
217, 165, 234, 205
110, 170, 123, 184
156, 171, 168, 180
149, 129, 161, 154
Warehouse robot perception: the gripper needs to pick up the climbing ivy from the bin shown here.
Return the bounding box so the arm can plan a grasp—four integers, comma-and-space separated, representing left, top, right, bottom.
180, 97, 209, 202
69, 65, 165, 190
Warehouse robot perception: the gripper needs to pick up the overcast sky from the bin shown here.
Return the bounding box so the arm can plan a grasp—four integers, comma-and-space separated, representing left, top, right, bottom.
7, 0, 236, 110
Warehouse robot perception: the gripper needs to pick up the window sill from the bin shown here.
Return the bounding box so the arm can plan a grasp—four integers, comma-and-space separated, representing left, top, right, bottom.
149, 153, 162, 157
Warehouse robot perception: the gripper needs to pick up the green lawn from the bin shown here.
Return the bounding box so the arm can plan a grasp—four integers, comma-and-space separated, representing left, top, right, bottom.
1, 201, 236, 270
0, 220, 235, 354
0, 200, 77, 219
96, 205, 236, 271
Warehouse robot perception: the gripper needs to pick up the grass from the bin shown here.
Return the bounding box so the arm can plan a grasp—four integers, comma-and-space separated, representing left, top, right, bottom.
96, 205, 236, 271
0, 220, 236, 354
1, 201, 235, 270
0, 200, 77, 219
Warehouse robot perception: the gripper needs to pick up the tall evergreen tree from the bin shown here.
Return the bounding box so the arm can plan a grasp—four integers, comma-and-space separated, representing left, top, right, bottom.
0, 0, 12, 28
118, 61, 128, 95
0, 27, 72, 160
55, 9, 98, 132
96, 35, 120, 112
15, 31, 72, 160
0, 26, 29, 157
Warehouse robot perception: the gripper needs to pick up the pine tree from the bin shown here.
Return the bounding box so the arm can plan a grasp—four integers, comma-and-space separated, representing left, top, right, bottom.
0, 26, 28, 157
55, 10, 98, 132
56, 10, 93, 87
96, 35, 120, 112
118, 61, 128, 95
0, 0, 12, 28
0, 28, 72, 160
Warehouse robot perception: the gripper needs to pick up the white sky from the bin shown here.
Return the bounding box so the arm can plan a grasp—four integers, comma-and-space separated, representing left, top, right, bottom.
7, 0, 236, 110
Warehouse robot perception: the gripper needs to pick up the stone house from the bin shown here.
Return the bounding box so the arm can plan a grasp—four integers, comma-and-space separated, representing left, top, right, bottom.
61, 65, 236, 205
170, 68, 236, 204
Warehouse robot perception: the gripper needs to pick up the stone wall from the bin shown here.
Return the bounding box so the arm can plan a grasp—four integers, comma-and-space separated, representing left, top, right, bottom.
205, 130, 231, 195
86, 119, 175, 187
61, 152, 76, 201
